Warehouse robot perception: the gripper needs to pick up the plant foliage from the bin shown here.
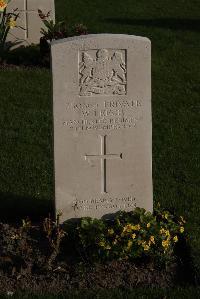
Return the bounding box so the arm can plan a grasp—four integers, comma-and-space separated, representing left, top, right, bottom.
76, 205, 187, 267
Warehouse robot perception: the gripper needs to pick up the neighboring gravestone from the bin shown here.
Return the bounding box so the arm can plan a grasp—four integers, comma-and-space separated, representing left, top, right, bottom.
51, 34, 152, 222
7, 0, 55, 46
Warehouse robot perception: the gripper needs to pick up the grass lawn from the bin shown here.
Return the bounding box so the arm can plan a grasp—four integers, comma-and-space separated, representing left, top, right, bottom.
0, 0, 200, 286
1, 287, 200, 298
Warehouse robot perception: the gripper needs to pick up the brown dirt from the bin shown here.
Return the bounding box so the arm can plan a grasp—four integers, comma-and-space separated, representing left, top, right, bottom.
0, 260, 176, 295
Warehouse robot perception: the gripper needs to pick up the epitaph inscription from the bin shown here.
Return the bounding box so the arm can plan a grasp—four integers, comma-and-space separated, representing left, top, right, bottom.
73, 196, 136, 212
79, 49, 127, 96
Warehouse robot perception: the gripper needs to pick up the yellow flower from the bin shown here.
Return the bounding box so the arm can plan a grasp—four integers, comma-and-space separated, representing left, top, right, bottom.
108, 228, 114, 235
105, 244, 111, 250
160, 228, 170, 238
122, 224, 129, 233
142, 241, 150, 251
180, 226, 184, 233
7, 17, 17, 29
180, 216, 186, 224
132, 224, 141, 231
147, 223, 151, 228
162, 239, 170, 248
132, 233, 136, 239
143, 244, 150, 251
160, 228, 165, 234
137, 239, 143, 245
127, 240, 133, 250
123, 224, 141, 233
164, 212, 169, 220
173, 236, 178, 243
165, 230, 170, 237
149, 236, 155, 244
0, 0, 7, 12
99, 241, 106, 247
113, 239, 118, 245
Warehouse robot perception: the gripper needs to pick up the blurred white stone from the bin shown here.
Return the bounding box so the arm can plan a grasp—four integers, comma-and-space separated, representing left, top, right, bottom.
6, 0, 55, 47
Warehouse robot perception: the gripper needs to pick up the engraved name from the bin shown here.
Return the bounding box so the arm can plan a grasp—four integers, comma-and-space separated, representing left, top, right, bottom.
66, 99, 141, 111
63, 99, 142, 131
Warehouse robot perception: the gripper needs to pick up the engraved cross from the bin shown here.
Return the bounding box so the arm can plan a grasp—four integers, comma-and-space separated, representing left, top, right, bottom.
19, 0, 36, 39
85, 135, 122, 194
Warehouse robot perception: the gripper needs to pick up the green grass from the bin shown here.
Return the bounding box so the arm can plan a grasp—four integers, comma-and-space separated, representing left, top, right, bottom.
1, 287, 200, 299
0, 68, 53, 220
0, 0, 200, 284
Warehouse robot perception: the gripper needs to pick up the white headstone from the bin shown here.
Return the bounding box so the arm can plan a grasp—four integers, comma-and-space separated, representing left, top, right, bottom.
51, 34, 153, 222
7, 0, 55, 46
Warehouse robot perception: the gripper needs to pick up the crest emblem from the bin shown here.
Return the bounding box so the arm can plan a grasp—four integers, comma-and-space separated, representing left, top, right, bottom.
79, 49, 127, 96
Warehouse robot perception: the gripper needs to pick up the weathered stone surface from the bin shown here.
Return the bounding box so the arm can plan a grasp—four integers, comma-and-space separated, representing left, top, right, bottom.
51, 34, 153, 221
7, 0, 55, 47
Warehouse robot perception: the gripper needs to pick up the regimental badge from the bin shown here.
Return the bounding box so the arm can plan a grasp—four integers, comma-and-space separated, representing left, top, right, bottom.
79, 49, 127, 96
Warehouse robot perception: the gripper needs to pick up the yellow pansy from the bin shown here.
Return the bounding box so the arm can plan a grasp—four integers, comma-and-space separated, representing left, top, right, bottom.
164, 212, 169, 220
123, 224, 133, 233
108, 228, 114, 235
143, 244, 150, 251
142, 241, 150, 251
99, 240, 106, 247
105, 244, 111, 250
162, 239, 170, 248
127, 240, 133, 250
160, 228, 166, 234
165, 230, 170, 237
0, 0, 7, 12
132, 224, 141, 231
180, 226, 184, 233
113, 239, 118, 245
180, 216, 186, 224
149, 235, 155, 244
132, 233, 136, 239
7, 17, 16, 29
173, 235, 178, 243
160, 228, 170, 238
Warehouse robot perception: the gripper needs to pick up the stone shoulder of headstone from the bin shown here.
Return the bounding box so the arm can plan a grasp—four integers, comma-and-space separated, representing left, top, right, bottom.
51, 34, 152, 222
6, 0, 55, 48
51, 33, 151, 45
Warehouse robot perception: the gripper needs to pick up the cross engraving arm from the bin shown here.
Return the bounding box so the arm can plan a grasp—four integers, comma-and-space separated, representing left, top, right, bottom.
84, 135, 122, 194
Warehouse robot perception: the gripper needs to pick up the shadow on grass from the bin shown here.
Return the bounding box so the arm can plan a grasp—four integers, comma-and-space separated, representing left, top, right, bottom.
4, 44, 42, 67
0, 192, 54, 223
104, 18, 200, 32
174, 236, 197, 286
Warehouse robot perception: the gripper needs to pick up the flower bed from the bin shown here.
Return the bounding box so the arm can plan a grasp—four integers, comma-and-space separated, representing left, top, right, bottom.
0, 205, 193, 295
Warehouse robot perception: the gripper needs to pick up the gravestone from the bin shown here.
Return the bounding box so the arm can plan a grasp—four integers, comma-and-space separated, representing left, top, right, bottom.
7, 0, 55, 46
51, 34, 153, 222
